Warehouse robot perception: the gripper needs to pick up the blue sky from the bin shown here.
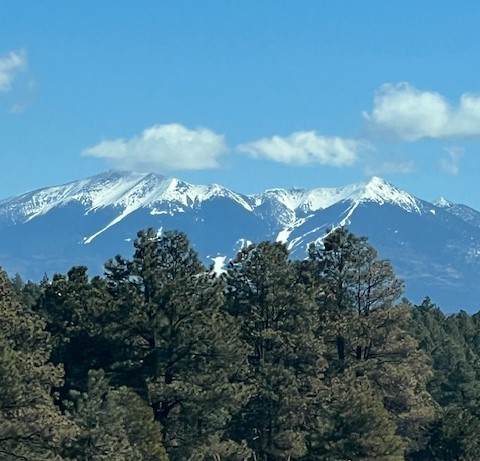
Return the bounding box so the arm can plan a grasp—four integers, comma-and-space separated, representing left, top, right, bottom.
2, 1, 480, 207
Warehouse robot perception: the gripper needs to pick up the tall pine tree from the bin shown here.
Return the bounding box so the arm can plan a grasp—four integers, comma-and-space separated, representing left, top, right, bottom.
225, 242, 326, 461
0, 269, 77, 460
104, 229, 247, 460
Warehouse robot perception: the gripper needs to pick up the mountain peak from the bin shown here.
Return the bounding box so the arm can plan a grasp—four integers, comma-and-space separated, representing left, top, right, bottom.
245, 176, 424, 216
2, 169, 480, 312
434, 196, 453, 208
366, 175, 388, 185
364, 175, 397, 193
355, 176, 421, 212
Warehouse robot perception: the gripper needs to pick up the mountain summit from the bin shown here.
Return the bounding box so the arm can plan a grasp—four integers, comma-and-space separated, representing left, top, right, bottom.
0, 171, 479, 312
0, 172, 420, 245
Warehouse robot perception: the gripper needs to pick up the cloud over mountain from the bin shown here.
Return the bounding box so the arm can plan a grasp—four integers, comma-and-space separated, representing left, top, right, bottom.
364, 83, 480, 140
237, 131, 362, 166
82, 123, 227, 172
364, 159, 416, 176
0, 49, 26, 92
440, 147, 464, 175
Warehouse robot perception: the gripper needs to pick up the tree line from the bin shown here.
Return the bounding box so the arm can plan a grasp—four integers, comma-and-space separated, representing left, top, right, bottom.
2, 227, 480, 460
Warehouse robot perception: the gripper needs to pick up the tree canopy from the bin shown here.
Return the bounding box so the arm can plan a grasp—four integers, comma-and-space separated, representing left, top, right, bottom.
2, 226, 479, 460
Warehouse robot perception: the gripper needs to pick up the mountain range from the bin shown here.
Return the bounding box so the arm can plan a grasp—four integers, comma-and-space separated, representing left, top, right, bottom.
1, 170, 479, 312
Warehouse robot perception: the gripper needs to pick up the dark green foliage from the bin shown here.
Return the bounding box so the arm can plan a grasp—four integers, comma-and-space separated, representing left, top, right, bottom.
3, 226, 480, 460
306, 228, 435, 455
0, 269, 77, 460
36, 266, 119, 403
305, 228, 407, 375
308, 374, 405, 461
64, 369, 169, 461
226, 242, 326, 460
105, 229, 247, 460
309, 227, 404, 315
10, 272, 43, 309
409, 298, 480, 411
410, 406, 480, 461
407, 298, 480, 460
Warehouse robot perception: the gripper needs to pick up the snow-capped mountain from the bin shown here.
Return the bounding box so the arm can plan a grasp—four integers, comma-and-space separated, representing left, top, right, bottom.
1, 171, 479, 312
434, 196, 480, 229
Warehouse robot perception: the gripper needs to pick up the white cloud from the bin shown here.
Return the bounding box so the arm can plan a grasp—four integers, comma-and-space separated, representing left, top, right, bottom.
364, 83, 480, 140
439, 146, 464, 175
0, 49, 26, 92
82, 123, 227, 171
237, 131, 363, 166
364, 159, 416, 175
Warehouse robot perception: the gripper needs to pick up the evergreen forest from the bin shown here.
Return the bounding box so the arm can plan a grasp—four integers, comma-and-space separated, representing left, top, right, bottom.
2, 227, 480, 461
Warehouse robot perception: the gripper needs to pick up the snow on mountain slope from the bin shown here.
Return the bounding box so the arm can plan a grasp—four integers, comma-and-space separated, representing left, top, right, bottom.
434, 197, 453, 208
79, 174, 253, 243
352, 176, 422, 212
0, 171, 147, 223
0, 171, 420, 222
261, 176, 423, 242
1, 170, 480, 312
434, 197, 480, 229
0, 171, 424, 246
253, 176, 420, 215
0, 171, 253, 227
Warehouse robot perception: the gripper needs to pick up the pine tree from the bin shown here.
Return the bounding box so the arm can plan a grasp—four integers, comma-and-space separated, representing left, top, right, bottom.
36, 266, 119, 401
406, 299, 480, 459
0, 268, 77, 460
306, 229, 435, 454
307, 374, 405, 461
305, 228, 404, 375
308, 227, 403, 313
64, 369, 169, 461
410, 405, 480, 461
408, 298, 479, 408
10, 272, 42, 309
104, 229, 247, 460
225, 242, 326, 461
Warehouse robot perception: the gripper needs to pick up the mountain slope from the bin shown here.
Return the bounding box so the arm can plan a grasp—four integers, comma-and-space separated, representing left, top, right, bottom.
1, 171, 479, 312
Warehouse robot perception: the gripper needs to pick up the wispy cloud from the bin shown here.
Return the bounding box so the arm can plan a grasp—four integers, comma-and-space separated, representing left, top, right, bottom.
364, 83, 480, 140
364, 159, 416, 176
10, 102, 26, 114
439, 147, 464, 175
0, 49, 26, 92
82, 123, 227, 172
237, 131, 364, 167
